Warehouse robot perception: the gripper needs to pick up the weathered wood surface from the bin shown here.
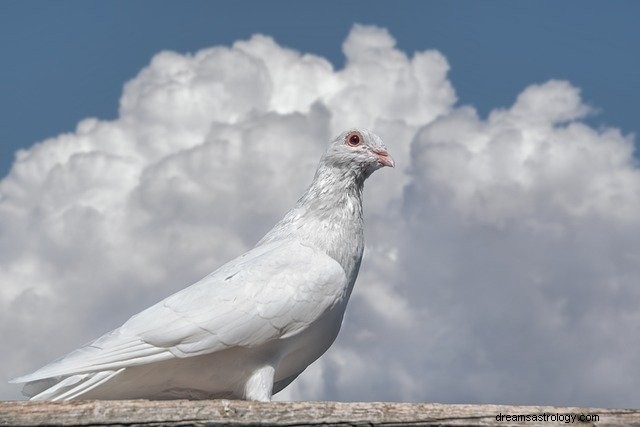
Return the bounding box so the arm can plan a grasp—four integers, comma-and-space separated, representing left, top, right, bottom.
0, 400, 638, 426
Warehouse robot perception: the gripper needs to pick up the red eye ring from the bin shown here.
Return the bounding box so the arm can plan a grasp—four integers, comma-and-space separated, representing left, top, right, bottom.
346, 131, 362, 147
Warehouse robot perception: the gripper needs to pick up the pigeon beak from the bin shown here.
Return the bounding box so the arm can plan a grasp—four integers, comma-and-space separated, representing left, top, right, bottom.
374, 149, 395, 168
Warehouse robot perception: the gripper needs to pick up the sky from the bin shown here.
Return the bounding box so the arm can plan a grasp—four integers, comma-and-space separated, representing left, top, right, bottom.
2, 1, 639, 179
1, 0, 640, 408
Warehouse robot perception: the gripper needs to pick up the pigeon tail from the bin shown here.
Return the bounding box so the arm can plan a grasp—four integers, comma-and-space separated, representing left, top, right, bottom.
24, 369, 124, 401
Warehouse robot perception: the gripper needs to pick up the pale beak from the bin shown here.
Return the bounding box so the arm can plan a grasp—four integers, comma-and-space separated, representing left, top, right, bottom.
373, 149, 395, 168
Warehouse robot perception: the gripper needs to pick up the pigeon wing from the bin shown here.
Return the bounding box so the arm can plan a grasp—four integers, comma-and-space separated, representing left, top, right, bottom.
11, 239, 347, 383
138, 239, 348, 354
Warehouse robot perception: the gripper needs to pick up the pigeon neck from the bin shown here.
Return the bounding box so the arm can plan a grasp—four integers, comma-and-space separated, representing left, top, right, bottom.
294, 164, 365, 277
259, 163, 365, 278
302, 163, 365, 211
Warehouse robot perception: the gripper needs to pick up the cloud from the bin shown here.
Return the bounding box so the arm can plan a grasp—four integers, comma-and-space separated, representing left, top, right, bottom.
1, 24, 638, 408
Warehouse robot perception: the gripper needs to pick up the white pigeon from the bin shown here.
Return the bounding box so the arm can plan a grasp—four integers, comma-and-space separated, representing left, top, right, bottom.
10, 129, 394, 402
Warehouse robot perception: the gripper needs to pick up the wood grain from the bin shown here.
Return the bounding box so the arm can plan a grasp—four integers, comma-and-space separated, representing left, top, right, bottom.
0, 400, 637, 426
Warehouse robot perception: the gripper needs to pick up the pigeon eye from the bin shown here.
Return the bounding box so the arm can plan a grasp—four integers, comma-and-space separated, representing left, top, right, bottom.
346, 132, 361, 147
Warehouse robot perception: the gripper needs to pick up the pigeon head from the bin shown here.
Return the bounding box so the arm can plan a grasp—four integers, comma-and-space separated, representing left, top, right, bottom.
322, 129, 395, 180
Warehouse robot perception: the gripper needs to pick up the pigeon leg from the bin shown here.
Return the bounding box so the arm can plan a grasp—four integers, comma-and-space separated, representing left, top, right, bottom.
243, 365, 275, 402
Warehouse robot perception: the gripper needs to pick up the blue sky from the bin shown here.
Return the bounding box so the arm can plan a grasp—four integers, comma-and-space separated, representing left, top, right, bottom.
1, 1, 638, 178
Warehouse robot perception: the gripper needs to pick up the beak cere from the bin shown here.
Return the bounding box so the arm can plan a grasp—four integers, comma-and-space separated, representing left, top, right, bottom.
373, 149, 395, 168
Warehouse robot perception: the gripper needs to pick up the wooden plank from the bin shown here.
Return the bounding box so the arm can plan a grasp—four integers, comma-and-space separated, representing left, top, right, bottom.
0, 400, 638, 426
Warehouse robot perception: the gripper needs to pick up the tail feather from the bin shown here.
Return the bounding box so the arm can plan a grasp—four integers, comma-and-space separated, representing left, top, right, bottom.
26, 369, 124, 401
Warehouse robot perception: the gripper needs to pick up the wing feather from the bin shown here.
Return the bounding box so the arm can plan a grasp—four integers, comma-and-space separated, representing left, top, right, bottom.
12, 239, 347, 384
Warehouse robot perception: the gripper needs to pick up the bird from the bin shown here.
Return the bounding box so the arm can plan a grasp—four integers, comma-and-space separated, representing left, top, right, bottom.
10, 129, 394, 402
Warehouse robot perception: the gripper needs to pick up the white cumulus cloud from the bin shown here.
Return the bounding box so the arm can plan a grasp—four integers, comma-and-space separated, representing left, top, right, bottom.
2, 24, 639, 408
